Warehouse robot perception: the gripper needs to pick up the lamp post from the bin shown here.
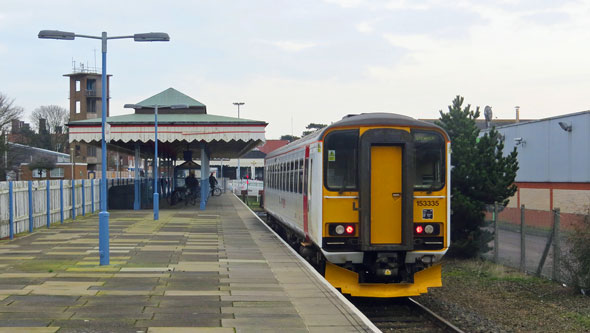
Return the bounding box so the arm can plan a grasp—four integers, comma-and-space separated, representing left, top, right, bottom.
233, 102, 244, 180
124, 104, 187, 220
40, 30, 170, 265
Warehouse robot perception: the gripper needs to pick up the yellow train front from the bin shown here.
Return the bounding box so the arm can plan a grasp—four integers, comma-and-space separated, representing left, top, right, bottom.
264, 113, 450, 298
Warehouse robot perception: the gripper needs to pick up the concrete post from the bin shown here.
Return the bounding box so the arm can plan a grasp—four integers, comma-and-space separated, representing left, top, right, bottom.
552, 208, 561, 281
493, 202, 499, 263
520, 204, 526, 273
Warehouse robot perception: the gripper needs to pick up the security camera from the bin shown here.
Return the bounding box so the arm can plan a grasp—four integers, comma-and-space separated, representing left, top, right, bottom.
558, 122, 572, 132
514, 137, 525, 146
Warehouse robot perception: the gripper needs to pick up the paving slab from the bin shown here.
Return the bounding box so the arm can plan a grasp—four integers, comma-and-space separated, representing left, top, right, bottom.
0, 193, 376, 332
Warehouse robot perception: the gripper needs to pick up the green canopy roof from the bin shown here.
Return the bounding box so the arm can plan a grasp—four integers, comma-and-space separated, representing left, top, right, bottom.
69, 113, 265, 125
137, 87, 206, 108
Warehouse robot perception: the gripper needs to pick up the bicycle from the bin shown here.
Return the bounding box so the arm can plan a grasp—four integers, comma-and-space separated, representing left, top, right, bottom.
211, 185, 222, 197
166, 188, 182, 206
185, 187, 199, 206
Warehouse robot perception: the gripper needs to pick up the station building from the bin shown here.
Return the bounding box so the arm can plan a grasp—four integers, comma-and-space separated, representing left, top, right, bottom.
482, 111, 590, 229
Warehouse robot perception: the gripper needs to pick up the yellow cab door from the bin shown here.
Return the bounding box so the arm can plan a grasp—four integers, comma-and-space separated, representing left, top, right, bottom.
359, 128, 414, 251
370, 145, 403, 244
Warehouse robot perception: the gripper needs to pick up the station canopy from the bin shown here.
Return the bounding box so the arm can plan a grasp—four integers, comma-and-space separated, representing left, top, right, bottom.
68, 88, 267, 160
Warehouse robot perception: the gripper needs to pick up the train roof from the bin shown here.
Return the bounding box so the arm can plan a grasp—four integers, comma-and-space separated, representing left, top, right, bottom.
327, 112, 444, 131
266, 113, 447, 159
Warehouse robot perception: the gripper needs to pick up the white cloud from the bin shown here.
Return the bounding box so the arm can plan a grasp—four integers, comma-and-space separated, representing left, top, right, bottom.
356, 21, 374, 33
258, 40, 317, 52
322, 0, 364, 8
382, 33, 445, 51
384, 0, 430, 11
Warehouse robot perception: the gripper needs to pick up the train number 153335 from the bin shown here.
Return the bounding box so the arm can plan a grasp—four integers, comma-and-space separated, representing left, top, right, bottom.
416, 200, 440, 206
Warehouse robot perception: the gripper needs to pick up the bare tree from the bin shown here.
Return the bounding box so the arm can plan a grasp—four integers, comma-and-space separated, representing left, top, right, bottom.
0, 93, 24, 180
30, 105, 69, 153
30, 105, 69, 134
0, 93, 24, 132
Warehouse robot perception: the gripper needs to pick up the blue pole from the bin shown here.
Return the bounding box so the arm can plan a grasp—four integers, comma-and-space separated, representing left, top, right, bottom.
134, 145, 140, 210
82, 179, 85, 216
154, 105, 159, 220
60, 180, 64, 224
46, 180, 50, 228
98, 178, 102, 210
200, 143, 207, 210
28, 180, 33, 233
9, 181, 14, 240
91, 178, 95, 213
72, 179, 76, 220
99, 32, 110, 266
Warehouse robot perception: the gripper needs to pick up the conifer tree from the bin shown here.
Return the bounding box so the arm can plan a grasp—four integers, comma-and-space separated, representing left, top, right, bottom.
436, 96, 518, 257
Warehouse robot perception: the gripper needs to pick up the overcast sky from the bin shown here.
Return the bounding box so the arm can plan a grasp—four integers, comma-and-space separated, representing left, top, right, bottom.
1, 0, 589, 139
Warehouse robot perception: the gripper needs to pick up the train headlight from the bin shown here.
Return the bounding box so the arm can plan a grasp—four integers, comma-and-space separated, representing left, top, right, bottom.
413, 223, 442, 236
328, 223, 357, 236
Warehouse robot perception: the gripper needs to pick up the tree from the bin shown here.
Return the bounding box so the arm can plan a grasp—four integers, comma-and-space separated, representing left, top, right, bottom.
436, 96, 518, 258
28, 155, 56, 180
0, 93, 24, 132
280, 135, 300, 142
0, 93, 24, 180
30, 105, 69, 153
302, 123, 327, 136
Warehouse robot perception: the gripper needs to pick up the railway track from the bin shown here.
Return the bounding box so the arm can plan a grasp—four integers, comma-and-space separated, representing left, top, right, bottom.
350, 296, 464, 333
255, 211, 462, 332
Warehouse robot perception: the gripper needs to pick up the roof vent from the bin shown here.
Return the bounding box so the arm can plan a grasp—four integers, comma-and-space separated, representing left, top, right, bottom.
342, 114, 359, 119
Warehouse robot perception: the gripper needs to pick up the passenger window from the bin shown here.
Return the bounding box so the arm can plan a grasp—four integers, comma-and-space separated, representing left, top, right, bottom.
324, 130, 359, 191
413, 131, 445, 191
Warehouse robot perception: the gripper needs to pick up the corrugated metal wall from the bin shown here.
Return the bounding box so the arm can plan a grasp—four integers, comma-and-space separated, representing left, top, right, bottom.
484, 111, 590, 182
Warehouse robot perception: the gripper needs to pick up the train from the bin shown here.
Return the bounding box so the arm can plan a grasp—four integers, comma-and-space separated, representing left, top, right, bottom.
263, 113, 451, 297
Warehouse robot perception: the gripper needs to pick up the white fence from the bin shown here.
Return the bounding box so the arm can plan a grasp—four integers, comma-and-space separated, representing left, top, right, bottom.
0, 179, 136, 240
227, 179, 264, 196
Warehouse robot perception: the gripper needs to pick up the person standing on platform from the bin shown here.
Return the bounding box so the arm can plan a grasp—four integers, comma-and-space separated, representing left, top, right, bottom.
185, 171, 199, 198
209, 173, 218, 196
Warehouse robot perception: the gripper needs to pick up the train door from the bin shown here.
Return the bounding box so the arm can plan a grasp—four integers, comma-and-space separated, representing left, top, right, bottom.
370, 145, 402, 244
303, 146, 310, 238
359, 128, 415, 251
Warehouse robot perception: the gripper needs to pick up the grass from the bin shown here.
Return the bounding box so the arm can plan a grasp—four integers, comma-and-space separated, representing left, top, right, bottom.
420, 259, 590, 332
244, 197, 263, 211
444, 259, 551, 288
566, 312, 590, 328
15, 259, 79, 272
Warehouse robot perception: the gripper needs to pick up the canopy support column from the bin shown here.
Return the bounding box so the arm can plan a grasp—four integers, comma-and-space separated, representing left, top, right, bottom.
200, 142, 209, 210
134, 144, 141, 210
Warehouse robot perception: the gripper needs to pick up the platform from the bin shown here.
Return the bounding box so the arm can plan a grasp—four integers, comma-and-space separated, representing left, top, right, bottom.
0, 193, 377, 332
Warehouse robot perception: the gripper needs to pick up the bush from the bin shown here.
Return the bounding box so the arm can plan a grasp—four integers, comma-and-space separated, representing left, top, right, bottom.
562, 210, 590, 295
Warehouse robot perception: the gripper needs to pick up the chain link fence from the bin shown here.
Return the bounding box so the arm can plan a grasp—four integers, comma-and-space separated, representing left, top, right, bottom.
483, 204, 587, 282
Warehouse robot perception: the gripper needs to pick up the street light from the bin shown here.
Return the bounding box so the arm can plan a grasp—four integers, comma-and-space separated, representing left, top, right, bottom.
40, 30, 170, 265
124, 104, 187, 221
233, 102, 244, 118
233, 102, 244, 180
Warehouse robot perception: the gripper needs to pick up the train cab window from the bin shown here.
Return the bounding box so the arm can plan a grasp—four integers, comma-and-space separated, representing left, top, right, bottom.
324, 130, 359, 191
413, 131, 445, 191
